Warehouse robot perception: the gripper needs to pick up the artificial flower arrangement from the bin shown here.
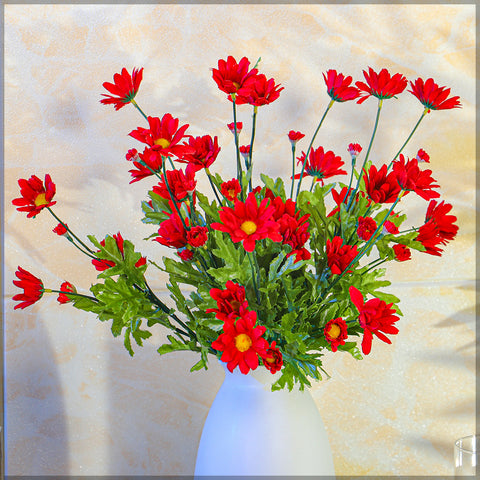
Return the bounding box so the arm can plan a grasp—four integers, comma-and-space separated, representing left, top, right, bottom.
12, 56, 460, 390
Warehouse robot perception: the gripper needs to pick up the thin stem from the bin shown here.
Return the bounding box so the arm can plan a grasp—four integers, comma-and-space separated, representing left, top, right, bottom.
290, 145, 296, 199
205, 168, 223, 205
231, 95, 244, 201
247, 106, 258, 192
309, 177, 316, 192
130, 99, 149, 122
44, 289, 98, 302
364, 257, 387, 273
295, 99, 334, 202
247, 251, 261, 303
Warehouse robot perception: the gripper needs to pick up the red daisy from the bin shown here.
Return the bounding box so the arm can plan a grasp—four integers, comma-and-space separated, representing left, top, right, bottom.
357, 216, 377, 241
187, 226, 208, 248
323, 69, 360, 102
326, 236, 358, 275
155, 213, 188, 249
57, 281, 76, 304
211, 310, 268, 374
12, 174, 56, 218
13, 267, 44, 310
178, 135, 221, 172
152, 165, 197, 203
178, 248, 194, 261
327, 186, 363, 217
221, 179, 242, 202
262, 341, 283, 373
408, 77, 461, 111
349, 286, 400, 355
100, 67, 143, 110
206, 280, 249, 322
295, 146, 346, 185
212, 56, 258, 97
392, 244, 411, 262
236, 73, 284, 106
128, 148, 164, 183
363, 164, 401, 204
392, 155, 440, 201
356, 67, 407, 104
211, 192, 282, 252
288, 130, 305, 146
324, 318, 348, 352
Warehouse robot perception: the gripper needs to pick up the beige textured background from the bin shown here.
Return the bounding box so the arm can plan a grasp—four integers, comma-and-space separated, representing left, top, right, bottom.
4, 3, 475, 476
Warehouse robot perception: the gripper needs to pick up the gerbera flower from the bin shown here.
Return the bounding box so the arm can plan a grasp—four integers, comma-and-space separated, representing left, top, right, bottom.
326, 236, 358, 275
324, 318, 348, 352
295, 146, 346, 185
12, 174, 56, 218
178, 135, 221, 172
392, 155, 440, 201
211, 192, 282, 252
128, 148, 163, 183
100, 67, 143, 110
392, 244, 411, 262
152, 165, 197, 203
13, 267, 44, 310
155, 213, 188, 249
212, 56, 258, 97
221, 179, 242, 202
288, 130, 305, 147
323, 69, 360, 102
356, 67, 407, 104
187, 226, 208, 248
207, 280, 249, 322
92, 233, 147, 271
363, 164, 401, 204
211, 310, 269, 374
262, 341, 283, 373
408, 77, 461, 111
178, 248, 194, 261
57, 281, 76, 304
357, 216, 377, 241
236, 73, 284, 106
349, 286, 400, 355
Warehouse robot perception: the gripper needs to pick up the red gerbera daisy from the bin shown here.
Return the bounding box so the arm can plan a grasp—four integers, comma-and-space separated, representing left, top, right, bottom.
152, 165, 197, 203
408, 77, 461, 111
326, 236, 358, 275
221, 179, 242, 202
178, 135, 221, 172
100, 67, 143, 110
349, 286, 400, 355
155, 213, 189, 249
324, 317, 349, 352
206, 280, 249, 322
178, 248, 194, 261
187, 226, 208, 248
262, 341, 283, 373
363, 164, 401, 204
295, 146, 346, 185
392, 244, 411, 262
357, 216, 377, 241
127, 148, 163, 183
211, 192, 282, 252
211, 310, 268, 374
212, 56, 258, 97
323, 69, 360, 102
356, 67, 407, 104
92, 233, 147, 271
12, 266, 44, 310
236, 73, 284, 106
288, 130, 305, 147
57, 281, 76, 304
12, 174, 56, 218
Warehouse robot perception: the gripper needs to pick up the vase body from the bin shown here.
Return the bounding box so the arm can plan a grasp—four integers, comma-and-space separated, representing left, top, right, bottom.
194, 364, 335, 476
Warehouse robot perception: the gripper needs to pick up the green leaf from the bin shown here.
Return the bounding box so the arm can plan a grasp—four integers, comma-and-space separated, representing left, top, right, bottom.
260, 174, 286, 199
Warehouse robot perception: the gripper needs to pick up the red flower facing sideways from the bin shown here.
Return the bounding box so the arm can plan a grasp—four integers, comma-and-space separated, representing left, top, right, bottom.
416, 148, 430, 163
349, 286, 400, 355
212, 56, 258, 97
347, 143, 362, 159
13, 267, 44, 310
323, 69, 360, 102
357, 216, 377, 241
409, 77, 461, 111
57, 281, 76, 304
207, 280, 249, 322
155, 213, 189, 249
262, 341, 283, 373
179, 135, 221, 172
12, 174, 56, 218
324, 318, 348, 352
295, 146, 346, 185
152, 165, 197, 203
288, 130, 305, 146
187, 226, 208, 248
53, 223, 68, 236
236, 73, 284, 106
392, 244, 411, 262
101, 67, 143, 110
356, 67, 407, 104
326, 236, 358, 275
227, 122, 242, 134
363, 164, 401, 204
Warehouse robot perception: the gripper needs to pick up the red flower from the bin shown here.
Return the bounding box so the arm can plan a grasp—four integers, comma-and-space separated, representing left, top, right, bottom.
53, 223, 68, 236
363, 164, 401, 204
236, 73, 284, 106
262, 341, 283, 373
324, 318, 348, 352
408, 77, 461, 111
356, 67, 407, 104
100, 67, 143, 110
207, 281, 249, 322
92, 233, 147, 271
129, 114, 193, 160
187, 226, 208, 248
128, 148, 163, 183
179, 135, 221, 172
347, 143, 362, 159
57, 281, 76, 304
155, 213, 188, 249
327, 186, 363, 217
239, 145, 250, 161
416, 148, 430, 163
221, 179, 242, 202
211, 192, 282, 252
227, 122, 242, 134
211, 310, 268, 374
357, 216, 377, 241
288, 130, 305, 146
323, 69, 360, 102
392, 244, 411, 262
12, 174, 56, 218
382, 220, 399, 235
13, 267, 44, 310
212, 56, 258, 96
152, 165, 197, 202
178, 248, 194, 261
326, 236, 358, 275
349, 286, 400, 355
295, 146, 346, 185
392, 155, 440, 201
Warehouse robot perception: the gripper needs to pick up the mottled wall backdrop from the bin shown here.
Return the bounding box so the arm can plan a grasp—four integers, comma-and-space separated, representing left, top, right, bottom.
4, 3, 475, 476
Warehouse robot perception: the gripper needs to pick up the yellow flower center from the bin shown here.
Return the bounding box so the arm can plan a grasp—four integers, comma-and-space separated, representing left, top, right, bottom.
240, 220, 257, 235
232, 81, 241, 91
327, 324, 341, 339
34, 193, 48, 207
227, 189, 236, 199
235, 333, 252, 352
154, 138, 171, 148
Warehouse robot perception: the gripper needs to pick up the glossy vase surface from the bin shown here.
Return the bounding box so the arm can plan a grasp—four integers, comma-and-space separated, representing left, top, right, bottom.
194, 363, 335, 476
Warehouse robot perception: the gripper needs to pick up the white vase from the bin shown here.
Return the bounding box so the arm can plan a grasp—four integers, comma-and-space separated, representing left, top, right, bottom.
194, 363, 335, 476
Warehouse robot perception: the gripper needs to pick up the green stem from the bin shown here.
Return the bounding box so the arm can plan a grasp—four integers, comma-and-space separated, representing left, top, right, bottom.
364, 257, 387, 273
247, 251, 261, 303
232, 95, 244, 201
247, 106, 258, 192
130, 99, 149, 122
45, 289, 98, 302
309, 177, 316, 192
205, 168, 223, 205
290, 145, 296, 199
295, 99, 334, 202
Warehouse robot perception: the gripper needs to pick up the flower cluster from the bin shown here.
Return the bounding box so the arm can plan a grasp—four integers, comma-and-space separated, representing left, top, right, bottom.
12, 57, 460, 389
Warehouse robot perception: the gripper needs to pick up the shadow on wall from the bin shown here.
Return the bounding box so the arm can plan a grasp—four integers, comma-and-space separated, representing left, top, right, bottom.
6, 308, 69, 474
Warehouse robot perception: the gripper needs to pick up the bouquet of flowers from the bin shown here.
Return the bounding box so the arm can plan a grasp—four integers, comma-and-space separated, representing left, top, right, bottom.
12, 56, 460, 390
